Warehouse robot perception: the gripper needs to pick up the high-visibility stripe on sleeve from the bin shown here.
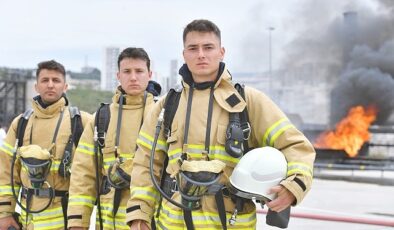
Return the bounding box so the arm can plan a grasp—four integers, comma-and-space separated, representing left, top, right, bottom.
138, 131, 168, 151
0, 142, 15, 157
0, 185, 20, 195
68, 195, 96, 207
168, 148, 182, 164
262, 118, 294, 147
130, 186, 160, 203
76, 142, 95, 156
287, 162, 313, 177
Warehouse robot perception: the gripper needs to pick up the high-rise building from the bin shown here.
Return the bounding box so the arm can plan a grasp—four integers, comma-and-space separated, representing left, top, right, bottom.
102, 47, 120, 91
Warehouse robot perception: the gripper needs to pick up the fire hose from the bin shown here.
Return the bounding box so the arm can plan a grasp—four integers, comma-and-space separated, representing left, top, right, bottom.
257, 209, 394, 227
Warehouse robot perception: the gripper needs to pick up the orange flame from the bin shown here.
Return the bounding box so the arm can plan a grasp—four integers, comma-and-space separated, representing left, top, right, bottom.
314, 105, 377, 157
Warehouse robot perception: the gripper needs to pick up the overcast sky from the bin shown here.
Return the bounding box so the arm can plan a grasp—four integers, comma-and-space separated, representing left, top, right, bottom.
0, 0, 382, 76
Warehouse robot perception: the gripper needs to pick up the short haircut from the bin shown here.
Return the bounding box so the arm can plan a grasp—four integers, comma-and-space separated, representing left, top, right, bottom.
117, 47, 151, 71
36, 60, 66, 80
183, 19, 221, 44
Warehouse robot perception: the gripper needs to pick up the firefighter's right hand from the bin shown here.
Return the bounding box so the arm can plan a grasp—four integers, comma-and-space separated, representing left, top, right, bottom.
130, 220, 150, 230
0, 216, 20, 230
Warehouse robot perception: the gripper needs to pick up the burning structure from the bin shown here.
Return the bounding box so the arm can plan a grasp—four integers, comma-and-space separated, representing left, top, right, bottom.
311, 7, 394, 161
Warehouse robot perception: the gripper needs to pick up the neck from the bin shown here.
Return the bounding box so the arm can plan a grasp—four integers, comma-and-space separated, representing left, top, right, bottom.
192, 71, 219, 83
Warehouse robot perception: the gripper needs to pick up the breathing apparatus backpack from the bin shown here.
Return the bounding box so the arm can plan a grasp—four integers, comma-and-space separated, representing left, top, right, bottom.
16, 106, 83, 177
93, 82, 162, 230
10, 106, 82, 228
152, 83, 290, 230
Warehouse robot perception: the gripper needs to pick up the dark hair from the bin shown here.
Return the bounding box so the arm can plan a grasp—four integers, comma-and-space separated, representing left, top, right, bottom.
183, 19, 221, 44
36, 60, 66, 79
117, 47, 151, 71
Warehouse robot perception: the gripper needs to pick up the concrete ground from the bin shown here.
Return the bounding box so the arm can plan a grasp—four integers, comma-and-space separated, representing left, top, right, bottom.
257, 170, 394, 230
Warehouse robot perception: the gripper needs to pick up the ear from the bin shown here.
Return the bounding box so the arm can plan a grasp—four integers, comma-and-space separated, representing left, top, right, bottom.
116, 72, 120, 81
148, 70, 152, 80
220, 47, 225, 61
34, 83, 38, 93
63, 83, 68, 93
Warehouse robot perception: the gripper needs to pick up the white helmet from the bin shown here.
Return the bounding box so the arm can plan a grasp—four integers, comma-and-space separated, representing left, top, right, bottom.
228, 147, 287, 201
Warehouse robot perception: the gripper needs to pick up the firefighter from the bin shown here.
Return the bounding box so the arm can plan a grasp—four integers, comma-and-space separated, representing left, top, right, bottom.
67, 47, 161, 230
0, 60, 92, 230
126, 19, 316, 229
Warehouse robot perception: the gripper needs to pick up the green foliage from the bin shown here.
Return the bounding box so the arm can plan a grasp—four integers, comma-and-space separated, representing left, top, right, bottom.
67, 87, 113, 113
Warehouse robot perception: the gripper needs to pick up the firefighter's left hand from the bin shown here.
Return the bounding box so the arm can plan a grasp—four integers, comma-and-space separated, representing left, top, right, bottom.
266, 185, 295, 212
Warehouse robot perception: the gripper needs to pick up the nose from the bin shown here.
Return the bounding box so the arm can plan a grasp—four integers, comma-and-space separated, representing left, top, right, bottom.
48, 79, 54, 87
129, 71, 137, 81
197, 47, 205, 59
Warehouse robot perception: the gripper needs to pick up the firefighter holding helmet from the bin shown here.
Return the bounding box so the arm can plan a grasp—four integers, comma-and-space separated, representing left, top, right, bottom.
126, 19, 315, 230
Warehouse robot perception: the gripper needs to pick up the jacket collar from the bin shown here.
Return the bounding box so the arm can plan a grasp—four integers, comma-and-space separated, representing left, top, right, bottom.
112, 86, 152, 109
179, 62, 225, 90
32, 96, 67, 118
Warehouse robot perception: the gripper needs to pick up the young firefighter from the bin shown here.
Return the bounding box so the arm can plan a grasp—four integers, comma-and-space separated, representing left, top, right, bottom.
0, 60, 91, 230
67, 47, 161, 230
126, 19, 316, 230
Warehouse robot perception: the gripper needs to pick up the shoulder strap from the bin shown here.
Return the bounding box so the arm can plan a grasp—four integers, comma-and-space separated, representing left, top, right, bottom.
69, 106, 83, 146
16, 109, 34, 147
234, 83, 251, 153
163, 85, 182, 139
95, 103, 111, 148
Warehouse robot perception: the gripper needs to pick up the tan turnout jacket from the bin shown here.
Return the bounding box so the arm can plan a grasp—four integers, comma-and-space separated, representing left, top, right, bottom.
0, 97, 91, 230
126, 64, 316, 229
67, 89, 155, 229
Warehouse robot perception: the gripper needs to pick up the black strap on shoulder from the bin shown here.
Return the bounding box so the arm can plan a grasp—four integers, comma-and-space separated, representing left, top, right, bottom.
95, 103, 111, 148
69, 106, 83, 146
234, 83, 251, 153
163, 86, 182, 139
16, 109, 34, 147
93, 103, 110, 230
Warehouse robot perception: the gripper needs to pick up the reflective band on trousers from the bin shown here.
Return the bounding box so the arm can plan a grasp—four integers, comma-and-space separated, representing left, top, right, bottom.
156, 200, 257, 229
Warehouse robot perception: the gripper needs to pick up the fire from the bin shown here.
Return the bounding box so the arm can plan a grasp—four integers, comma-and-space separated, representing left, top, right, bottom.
314, 105, 377, 157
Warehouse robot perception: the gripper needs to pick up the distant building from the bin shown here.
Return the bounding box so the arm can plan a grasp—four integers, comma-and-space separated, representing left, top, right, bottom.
233, 63, 340, 126
102, 47, 120, 91
67, 67, 101, 90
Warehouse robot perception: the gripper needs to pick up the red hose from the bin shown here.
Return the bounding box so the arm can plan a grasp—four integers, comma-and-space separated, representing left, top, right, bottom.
257, 209, 394, 227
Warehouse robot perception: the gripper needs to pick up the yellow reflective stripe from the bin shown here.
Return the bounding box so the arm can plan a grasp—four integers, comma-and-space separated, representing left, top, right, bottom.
287, 162, 313, 177
0, 142, 14, 156
32, 218, 64, 230
31, 207, 63, 220
159, 201, 256, 229
168, 148, 182, 164
79, 141, 94, 149
130, 186, 159, 202
269, 124, 294, 146
263, 118, 294, 146
77, 141, 95, 155
76, 147, 94, 156
0, 185, 20, 195
69, 195, 96, 207
139, 131, 167, 150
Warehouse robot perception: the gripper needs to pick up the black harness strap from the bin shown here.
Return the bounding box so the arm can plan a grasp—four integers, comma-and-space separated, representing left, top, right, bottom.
234, 83, 251, 152
183, 209, 195, 230
215, 190, 227, 230
94, 103, 111, 230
